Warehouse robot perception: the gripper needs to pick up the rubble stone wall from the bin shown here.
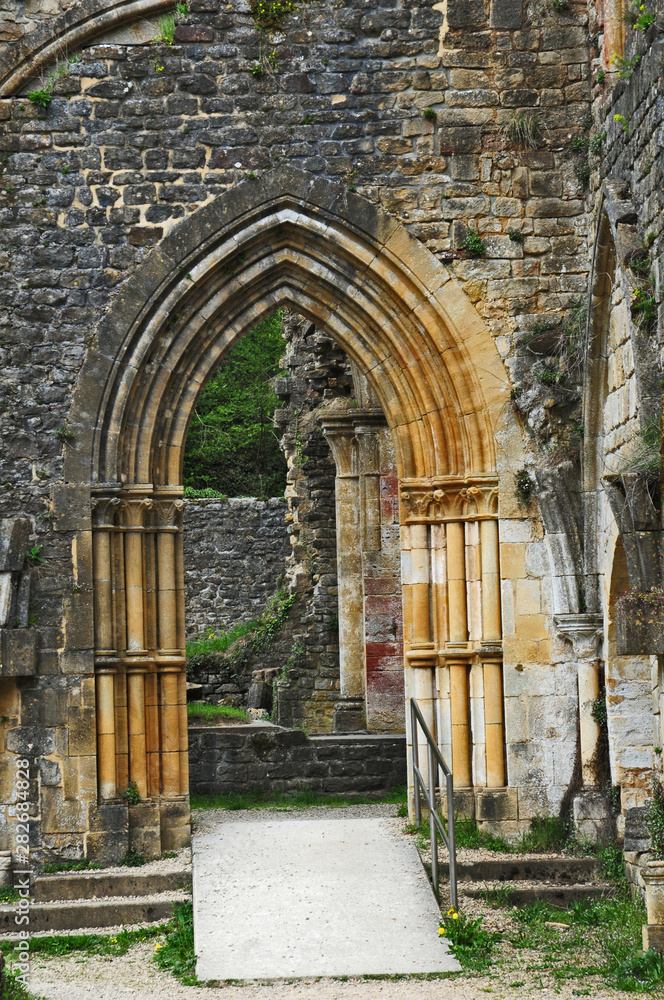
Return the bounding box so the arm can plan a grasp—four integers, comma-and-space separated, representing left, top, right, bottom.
183, 497, 290, 641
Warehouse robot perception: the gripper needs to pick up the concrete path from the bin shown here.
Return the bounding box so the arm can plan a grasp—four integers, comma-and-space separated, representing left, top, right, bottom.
192, 805, 460, 981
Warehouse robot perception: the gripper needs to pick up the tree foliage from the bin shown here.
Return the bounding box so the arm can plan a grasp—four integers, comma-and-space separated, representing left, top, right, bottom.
182, 312, 287, 497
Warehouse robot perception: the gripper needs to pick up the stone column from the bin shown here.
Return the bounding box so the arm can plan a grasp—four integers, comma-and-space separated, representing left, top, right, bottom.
123, 498, 152, 798
92, 497, 124, 800
154, 499, 187, 797
96, 668, 117, 800
446, 521, 472, 787
480, 519, 505, 788
554, 613, 609, 839
321, 413, 366, 731
355, 422, 382, 553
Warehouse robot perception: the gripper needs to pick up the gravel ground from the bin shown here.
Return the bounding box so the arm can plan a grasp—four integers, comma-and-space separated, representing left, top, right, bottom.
28, 939, 639, 1000
20, 807, 648, 1000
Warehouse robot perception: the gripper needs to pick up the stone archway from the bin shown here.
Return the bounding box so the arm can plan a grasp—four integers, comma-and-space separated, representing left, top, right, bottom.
64, 169, 509, 850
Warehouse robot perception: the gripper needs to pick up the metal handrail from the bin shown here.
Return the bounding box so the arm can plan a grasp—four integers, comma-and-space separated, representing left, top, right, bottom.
410, 698, 457, 909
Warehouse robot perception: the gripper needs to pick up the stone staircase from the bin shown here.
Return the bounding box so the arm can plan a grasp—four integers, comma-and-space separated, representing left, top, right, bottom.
0, 868, 191, 933
446, 855, 615, 908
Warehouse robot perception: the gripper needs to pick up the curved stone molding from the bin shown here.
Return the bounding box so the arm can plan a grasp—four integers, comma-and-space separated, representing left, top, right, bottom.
0, 0, 173, 98
64, 168, 509, 489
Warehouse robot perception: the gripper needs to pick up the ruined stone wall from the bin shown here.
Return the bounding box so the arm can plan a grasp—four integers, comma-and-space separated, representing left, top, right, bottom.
188, 726, 406, 796
183, 497, 290, 641
2, 0, 664, 857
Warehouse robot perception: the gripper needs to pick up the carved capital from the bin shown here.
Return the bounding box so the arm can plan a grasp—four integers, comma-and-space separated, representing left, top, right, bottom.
319, 414, 357, 478
400, 479, 499, 523
154, 499, 185, 531
554, 613, 604, 659
122, 497, 153, 529
91, 497, 125, 529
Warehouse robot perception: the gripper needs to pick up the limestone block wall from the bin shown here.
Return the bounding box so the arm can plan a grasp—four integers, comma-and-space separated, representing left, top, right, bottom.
183, 498, 290, 641
188, 726, 406, 796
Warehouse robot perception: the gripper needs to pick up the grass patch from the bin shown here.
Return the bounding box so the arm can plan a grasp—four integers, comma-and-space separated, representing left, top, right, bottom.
185, 589, 296, 659
190, 786, 407, 812
0, 925, 165, 959
41, 860, 103, 874
154, 901, 198, 985
454, 816, 511, 852
0, 885, 20, 903
0, 967, 44, 1000
508, 889, 663, 993
187, 702, 249, 723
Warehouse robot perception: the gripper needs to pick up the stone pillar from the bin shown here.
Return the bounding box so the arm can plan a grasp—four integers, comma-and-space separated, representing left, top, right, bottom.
355, 422, 382, 553
480, 519, 505, 788
446, 521, 472, 787
96, 668, 117, 800
92, 496, 124, 800
123, 498, 152, 798
321, 413, 366, 731
154, 498, 187, 797
555, 613, 609, 839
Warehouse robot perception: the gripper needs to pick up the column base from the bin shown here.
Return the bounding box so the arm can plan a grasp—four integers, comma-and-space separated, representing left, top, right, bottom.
160, 798, 191, 851
333, 699, 366, 732
572, 788, 612, 842
129, 801, 162, 856
643, 925, 664, 952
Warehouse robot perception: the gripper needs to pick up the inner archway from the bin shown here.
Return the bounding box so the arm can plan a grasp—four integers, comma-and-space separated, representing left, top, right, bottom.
65, 169, 509, 853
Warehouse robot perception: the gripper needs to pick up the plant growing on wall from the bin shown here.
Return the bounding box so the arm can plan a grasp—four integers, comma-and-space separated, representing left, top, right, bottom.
624, 2, 656, 30
648, 776, 664, 857
463, 228, 486, 258
250, 0, 313, 33
502, 111, 541, 149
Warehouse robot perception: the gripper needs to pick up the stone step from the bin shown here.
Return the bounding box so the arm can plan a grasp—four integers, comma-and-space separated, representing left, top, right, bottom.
462, 882, 615, 907
33, 869, 192, 902
0, 893, 187, 933
442, 857, 599, 883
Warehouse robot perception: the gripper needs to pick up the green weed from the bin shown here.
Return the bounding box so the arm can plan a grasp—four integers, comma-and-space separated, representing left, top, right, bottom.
187, 702, 249, 723
190, 786, 407, 812
0, 925, 165, 959
463, 228, 486, 258
41, 859, 102, 874
120, 848, 147, 868
454, 816, 511, 852
439, 909, 499, 971
154, 901, 198, 985
517, 815, 570, 852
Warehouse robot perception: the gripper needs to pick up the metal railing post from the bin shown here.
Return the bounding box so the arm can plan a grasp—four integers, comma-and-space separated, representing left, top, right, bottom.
408, 697, 457, 911
411, 699, 421, 828
446, 771, 457, 909
428, 740, 438, 897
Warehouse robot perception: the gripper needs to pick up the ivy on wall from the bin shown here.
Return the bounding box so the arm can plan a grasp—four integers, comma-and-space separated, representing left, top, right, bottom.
182, 312, 287, 498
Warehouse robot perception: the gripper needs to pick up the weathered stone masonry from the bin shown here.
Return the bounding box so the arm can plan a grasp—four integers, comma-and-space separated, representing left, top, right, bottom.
183, 497, 290, 641
0, 5, 662, 942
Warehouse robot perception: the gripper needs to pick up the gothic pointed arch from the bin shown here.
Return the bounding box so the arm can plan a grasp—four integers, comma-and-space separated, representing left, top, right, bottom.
65, 168, 509, 489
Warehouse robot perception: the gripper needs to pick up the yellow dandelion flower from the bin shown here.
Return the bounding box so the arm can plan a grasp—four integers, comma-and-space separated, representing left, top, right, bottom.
452, 912, 459, 919
438, 926, 445, 935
